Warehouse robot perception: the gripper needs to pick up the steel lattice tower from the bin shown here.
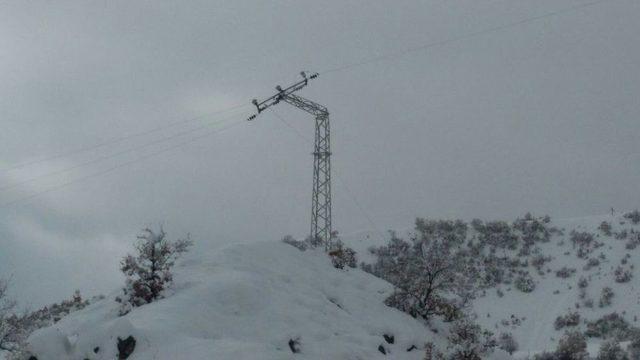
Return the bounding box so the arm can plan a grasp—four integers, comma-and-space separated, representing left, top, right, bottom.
248, 72, 332, 250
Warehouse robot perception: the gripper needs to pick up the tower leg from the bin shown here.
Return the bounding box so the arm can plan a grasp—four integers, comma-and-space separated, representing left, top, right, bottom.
311, 113, 332, 250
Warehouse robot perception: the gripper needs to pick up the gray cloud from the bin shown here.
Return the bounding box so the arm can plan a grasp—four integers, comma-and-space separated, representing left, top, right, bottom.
1, 0, 639, 306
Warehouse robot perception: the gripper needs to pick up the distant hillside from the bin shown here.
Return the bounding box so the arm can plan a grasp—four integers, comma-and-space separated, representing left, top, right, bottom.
344, 212, 640, 357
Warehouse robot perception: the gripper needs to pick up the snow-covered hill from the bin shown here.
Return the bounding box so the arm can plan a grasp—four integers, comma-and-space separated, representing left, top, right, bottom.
17, 212, 640, 359
23, 241, 440, 360
344, 213, 640, 357
474, 214, 640, 357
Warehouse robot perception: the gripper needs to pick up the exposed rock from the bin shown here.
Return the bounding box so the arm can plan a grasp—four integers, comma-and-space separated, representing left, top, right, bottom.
117, 336, 136, 360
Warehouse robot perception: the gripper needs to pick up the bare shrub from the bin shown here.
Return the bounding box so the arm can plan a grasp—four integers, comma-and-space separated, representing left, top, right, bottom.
614, 266, 632, 283
497, 332, 518, 355
282, 235, 307, 251
117, 227, 192, 314
514, 273, 536, 293
556, 267, 576, 279
624, 210, 640, 225
554, 312, 581, 330
599, 222, 613, 236
599, 287, 615, 307
328, 240, 357, 269
596, 338, 628, 360
555, 331, 589, 360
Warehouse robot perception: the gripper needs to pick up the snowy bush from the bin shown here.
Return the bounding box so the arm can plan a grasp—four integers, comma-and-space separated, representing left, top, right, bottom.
117, 227, 192, 314
596, 338, 628, 360
556, 267, 576, 279
480, 256, 507, 287
586, 313, 632, 340
614, 230, 628, 240
584, 257, 601, 271
599, 287, 615, 307
2, 289, 93, 356
624, 210, 640, 225
415, 218, 468, 247
614, 266, 632, 283
423, 342, 445, 360
514, 273, 536, 293
534, 351, 557, 360
328, 240, 357, 269
282, 235, 307, 251
513, 213, 552, 246
628, 333, 640, 359
599, 222, 613, 236
371, 225, 476, 321
475, 221, 518, 251
531, 254, 552, 271
571, 231, 595, 258
555, 331, 589, 360
497, 332, 518, 355
625, 236, 640, 250
0, 278, 19, 353
554, 312, 581, 330
441, 317, 496, 360
578, 277, 589, 289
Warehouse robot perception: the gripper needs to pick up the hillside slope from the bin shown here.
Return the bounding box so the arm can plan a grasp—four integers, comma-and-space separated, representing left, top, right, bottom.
344, 213, 640, 357
474, 214, 640, 356
24, 241, 439, 360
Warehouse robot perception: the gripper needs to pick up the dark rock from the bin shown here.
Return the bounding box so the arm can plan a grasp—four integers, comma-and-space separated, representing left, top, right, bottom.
383, 334, 395, 344
117, 336, 136, 360
378, 344, 387, 355
406, 345, 417, 352
288, 338, 301, 354
28, 357, 38, 360
94, 346, 100, 353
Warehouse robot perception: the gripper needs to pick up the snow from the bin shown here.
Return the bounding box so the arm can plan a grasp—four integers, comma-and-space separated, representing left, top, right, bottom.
20, 213, 640, 359
472, 214, 640, 357
24, 241, 439, 359
343, 213, 640, 357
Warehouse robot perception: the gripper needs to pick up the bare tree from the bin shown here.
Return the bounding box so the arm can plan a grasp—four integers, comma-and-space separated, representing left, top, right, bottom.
118, 227, 192, 314
373, 225, 476, 320
0, 277, 19, 352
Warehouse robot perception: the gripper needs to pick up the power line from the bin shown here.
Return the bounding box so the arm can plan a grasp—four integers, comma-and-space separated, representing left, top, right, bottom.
0, 118, 245, 208
0, 111, 245, 193
2, 0, 615, 177
1, 103, 250, 173
0, 0, 619, 208
320, 0, 614, 75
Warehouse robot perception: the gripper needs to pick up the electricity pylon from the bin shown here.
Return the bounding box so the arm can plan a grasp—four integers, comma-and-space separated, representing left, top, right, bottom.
248, 72, 332, 250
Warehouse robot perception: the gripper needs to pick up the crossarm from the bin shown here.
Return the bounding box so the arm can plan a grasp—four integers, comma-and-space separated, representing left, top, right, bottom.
281, 93, 329, 117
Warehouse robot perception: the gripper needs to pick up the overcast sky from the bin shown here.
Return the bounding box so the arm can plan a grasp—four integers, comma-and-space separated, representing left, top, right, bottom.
1, 0, 639, 307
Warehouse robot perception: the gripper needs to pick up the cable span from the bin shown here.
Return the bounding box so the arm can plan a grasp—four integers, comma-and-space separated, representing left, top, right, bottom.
0, 110, 246, 193
1, 103, 250, 173
0, 118, 245, 208
320, 0, 614, 75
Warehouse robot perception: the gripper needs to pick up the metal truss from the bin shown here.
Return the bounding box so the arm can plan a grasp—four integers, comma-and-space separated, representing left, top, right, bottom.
249, 72, 333, 250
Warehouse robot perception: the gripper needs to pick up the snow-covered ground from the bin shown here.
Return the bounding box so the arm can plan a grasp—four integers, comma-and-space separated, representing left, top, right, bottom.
15, 213, 640, 359
23, 241, 441, 360
343, 213, 640, 357
474, 214, 640, 357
